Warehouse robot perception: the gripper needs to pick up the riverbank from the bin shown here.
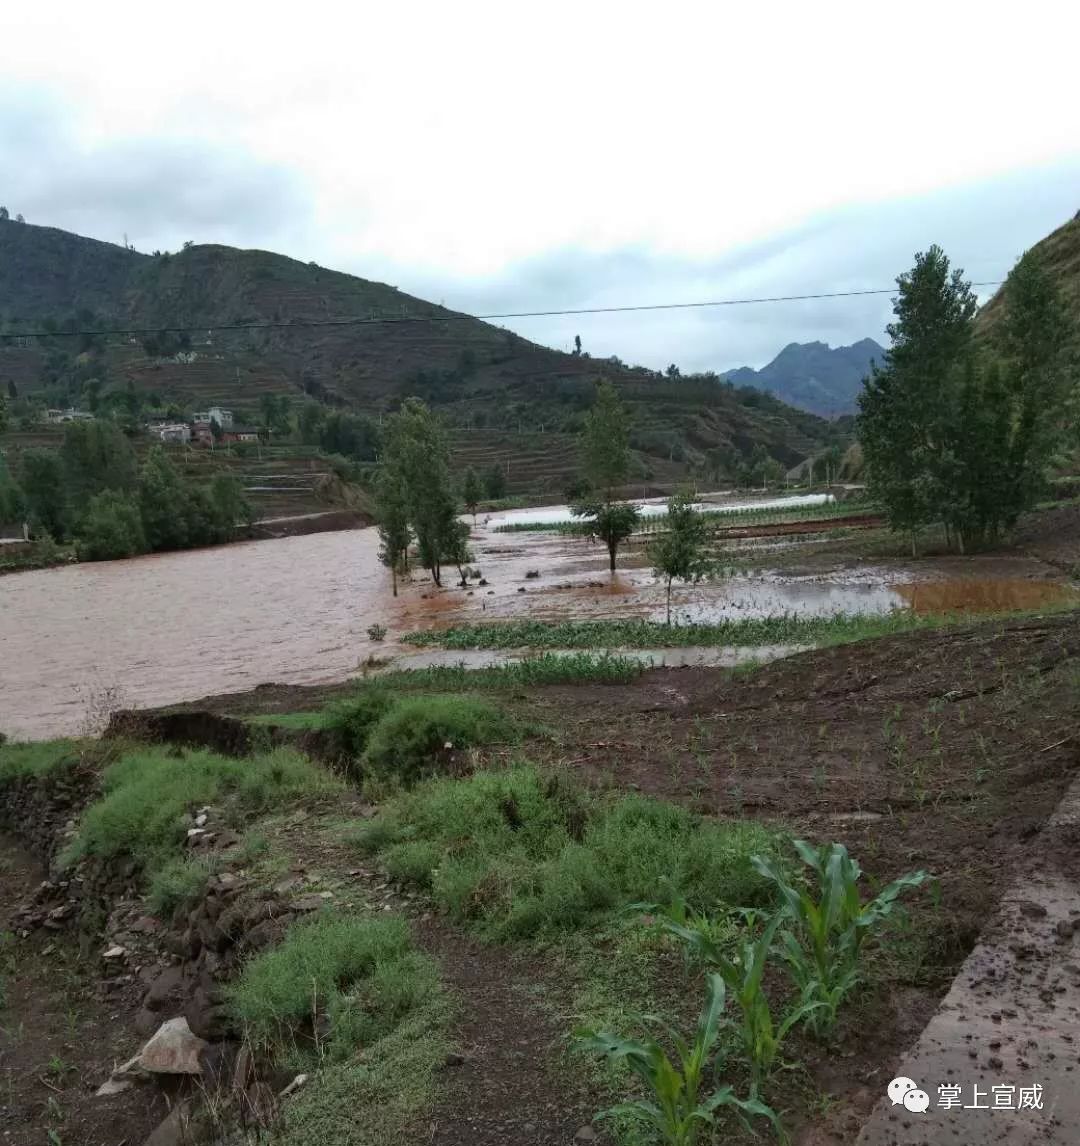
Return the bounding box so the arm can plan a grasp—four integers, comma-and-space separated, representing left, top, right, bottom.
3, 609, 1077, 1144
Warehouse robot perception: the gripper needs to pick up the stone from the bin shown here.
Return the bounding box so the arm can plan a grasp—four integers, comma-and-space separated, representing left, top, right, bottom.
574, 1128, 600, 1142
145, 966, 186, 1012
143, 1101, 197, 1146
279, 1073, 309, 1097
194, 813, 208, 828
137, 1017, 209, 1075
103, 945, 126, 959
94, 1076, 135, 1097
291, 895, 328, 913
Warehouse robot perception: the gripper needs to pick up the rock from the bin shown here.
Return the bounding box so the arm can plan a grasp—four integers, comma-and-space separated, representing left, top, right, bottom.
232, 1044, 254, 1092
279, 1073, 309, 1098
143, 1100, 197, 1146
186, 827, 208, 839
291, 895, 328, 913
574, 1128, 600, 1142
137, 1017, 209, 1075
103, 944, 126, 959
194, 813, 208, 828
94, 1076, 135, 1097
145, 966, 186, 1012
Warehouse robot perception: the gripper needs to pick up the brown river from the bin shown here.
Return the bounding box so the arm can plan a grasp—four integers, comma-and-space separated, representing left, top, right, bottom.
3, 502, 1076, 740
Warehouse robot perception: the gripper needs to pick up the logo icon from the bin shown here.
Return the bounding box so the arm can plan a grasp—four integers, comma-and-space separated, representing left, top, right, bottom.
888, 1077, 929, 1113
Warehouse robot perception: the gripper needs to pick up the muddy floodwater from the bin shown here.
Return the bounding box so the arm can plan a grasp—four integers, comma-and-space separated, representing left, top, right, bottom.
2, 496, 1077, 739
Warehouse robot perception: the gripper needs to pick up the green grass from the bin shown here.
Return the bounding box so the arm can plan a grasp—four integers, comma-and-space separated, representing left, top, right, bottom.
59, 746, 342, 874
360, 695, 513, 782
247, 711, 326, 730
350, 764, 781, 939
0, 739, 83, 783
401, 604, 1080, 651
146, 854, 223, 917
228, 912, 451, 1146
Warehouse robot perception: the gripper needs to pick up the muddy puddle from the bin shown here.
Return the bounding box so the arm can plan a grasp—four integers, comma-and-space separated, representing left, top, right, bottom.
2, 494, 1076, 739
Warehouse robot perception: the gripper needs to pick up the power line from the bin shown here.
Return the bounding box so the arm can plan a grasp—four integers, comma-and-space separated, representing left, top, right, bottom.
0, 281, 1005, 340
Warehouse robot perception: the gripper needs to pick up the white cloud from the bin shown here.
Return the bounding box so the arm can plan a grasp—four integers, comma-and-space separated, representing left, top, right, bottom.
1, 1, 1078, 367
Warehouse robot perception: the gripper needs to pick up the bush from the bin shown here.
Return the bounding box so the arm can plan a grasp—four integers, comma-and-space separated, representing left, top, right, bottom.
350, 766, 780, 938
0, 738, 81, 783
361, 695, 512, 782
60, 747, 341, 874
147, 854, 221, 916
324, 688, 396, 758
75, 489, 146, 560
227, 914, 439, 1059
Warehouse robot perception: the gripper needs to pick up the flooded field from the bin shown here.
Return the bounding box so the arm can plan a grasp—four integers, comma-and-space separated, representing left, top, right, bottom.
2, 496, 1076, 739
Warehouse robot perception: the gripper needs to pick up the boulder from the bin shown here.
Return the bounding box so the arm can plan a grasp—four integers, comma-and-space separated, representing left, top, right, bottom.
137, 1017, 208, 1075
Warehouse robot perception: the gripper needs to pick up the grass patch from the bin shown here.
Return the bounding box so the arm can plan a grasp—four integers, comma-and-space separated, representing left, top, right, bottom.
401, 605, 1080, 651
369, 651, 647, 690
229, 912, 451, 1146
361, 695, 513, 782
0, 739, 83, 783
59, 746, 342, 875
350, 765, 781, 939
146, 854, 223, 917
247, 711, 326, 730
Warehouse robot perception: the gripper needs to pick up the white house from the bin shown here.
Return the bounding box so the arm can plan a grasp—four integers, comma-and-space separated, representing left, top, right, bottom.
192, 407, 234, 428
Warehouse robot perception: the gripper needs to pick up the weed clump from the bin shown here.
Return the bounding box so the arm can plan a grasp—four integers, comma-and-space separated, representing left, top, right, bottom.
350, 765, 780, 938
0, 738, 83, 783
360, 695, 512, 783
59, 747, 341, 874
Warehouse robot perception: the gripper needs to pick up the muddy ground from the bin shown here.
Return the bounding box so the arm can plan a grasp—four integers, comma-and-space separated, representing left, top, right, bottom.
136, 609, 1080, 1142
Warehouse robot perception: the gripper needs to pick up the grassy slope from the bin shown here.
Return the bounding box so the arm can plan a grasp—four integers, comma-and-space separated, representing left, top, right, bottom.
0, 219, 841, 492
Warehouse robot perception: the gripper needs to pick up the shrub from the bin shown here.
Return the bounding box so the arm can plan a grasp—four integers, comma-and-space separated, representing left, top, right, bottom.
227, 914, 439, 1059
350, 766, 780, 938
147, 854, 221, 916
366, 623, 387, 642
0, 738, 81, 783
324, 688, 396, 758
75, 489, 146, 560
361, 695, 512, 782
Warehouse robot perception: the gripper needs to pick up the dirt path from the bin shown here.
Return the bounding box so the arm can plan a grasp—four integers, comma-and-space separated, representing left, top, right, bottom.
0, 834, 166, 1146
414, 920, 603, 1146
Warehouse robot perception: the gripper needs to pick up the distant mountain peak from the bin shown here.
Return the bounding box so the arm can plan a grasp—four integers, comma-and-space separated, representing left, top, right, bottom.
722, 337, 886, 417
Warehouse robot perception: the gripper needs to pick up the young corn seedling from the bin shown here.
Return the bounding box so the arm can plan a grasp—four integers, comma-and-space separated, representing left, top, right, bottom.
576, 973, 783, 1146
752, 840, 929, 1037
645, 903, 820, 1092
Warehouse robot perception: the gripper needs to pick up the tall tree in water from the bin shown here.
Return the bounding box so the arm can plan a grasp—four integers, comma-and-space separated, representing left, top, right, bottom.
573, 381, 639, 572
462, 466, 482, 520
857, 245, 977, 554
375, 470, 412, 597
379, 398, 461, 588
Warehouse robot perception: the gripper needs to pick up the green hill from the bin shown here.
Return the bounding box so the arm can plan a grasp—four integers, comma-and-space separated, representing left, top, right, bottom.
0, 219, 843, 495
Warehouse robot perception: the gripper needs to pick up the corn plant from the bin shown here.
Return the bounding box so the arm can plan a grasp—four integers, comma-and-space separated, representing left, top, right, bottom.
576, 973, 783, 1145
647, 905, 820, 1092
752, 840, 929, 1036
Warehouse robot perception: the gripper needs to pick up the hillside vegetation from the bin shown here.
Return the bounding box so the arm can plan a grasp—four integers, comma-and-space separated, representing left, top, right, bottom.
0, 219, 842, 492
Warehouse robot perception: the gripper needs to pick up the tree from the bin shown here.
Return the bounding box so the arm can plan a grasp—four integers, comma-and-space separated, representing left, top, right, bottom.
381, 398, 460, 588
649, 493, 711, 624
483, 463, 507, 500
573, 334, 582, 356
375, 471, 412, 597
207, 474, 252, 539
462, 467, 482, 519
19, 449, 68, 539
819, 445, 844, 485
0, 394, 7, 435
7, 381, 17, 400
15, 214, 24, 224
75, 490, 145, 561
574, 500, 640, 574
138, 447, 193, 551
0, 452, 25, 524
60, 420, 138, 509
857, 245, 978, 554
581, 381, 630, 500
298, 401, 324, 445
0, 207, 7, 221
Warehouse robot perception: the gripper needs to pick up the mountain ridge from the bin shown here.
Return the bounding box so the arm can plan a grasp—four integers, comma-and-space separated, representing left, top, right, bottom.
0, 218, 844, 493
722, 336, 886, 417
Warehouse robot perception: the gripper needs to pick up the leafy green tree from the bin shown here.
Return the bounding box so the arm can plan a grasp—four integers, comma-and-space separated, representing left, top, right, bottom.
581, 381, 630, 499
462, 467, 483, 519
381, 398, 460, 588
60, 420, 138, 509
819, 445, 843, 485
75, 490, 146, 561
0, 452, 25, 523
298, 401, 325, 445
0, 207, 8, 221
483, 463, 507, 500
574, 500, 640, 575
376, 471, 412, 597
857, 245, 978, 554
0, 395, 7, 435
650, 493, 711, 624
19, 449, 68, 539
208, 474, 252, 539
138, 447, 192, 551
575, 381, 639, 571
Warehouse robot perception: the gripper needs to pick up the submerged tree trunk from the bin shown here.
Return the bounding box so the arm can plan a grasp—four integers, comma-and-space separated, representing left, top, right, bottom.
608, 541, 617, 573
391, 564, 398, 597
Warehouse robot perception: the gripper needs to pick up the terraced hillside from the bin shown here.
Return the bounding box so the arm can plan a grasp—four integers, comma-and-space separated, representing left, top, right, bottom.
0, 219, 845, 488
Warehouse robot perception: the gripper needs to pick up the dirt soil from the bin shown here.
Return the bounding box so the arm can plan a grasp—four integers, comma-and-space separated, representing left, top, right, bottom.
0, 835, 170, 1146
170, 610, 1080, 1142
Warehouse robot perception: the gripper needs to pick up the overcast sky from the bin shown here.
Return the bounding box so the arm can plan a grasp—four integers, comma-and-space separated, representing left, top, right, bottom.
1, 2, 1077, 371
